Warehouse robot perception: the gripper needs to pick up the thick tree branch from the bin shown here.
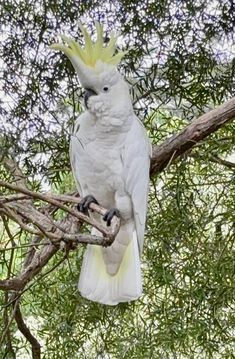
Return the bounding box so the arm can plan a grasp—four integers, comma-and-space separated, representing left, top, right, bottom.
150, 97, 235, 175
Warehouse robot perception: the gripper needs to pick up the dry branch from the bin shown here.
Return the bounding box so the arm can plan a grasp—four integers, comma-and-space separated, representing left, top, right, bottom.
0, 177, 121, 294
3, 158, 28, 188
0, 180, 120, 241
14, 302, 41, 359
150, 96, 235, 175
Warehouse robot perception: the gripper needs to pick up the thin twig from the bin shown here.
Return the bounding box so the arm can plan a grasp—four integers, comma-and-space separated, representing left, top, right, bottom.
0, 242, 47, 252
190, 152, 235, 170
3, 158, 28, 189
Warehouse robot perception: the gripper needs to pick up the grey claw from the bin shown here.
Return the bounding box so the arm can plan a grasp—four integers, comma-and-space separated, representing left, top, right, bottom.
77, 195, 99, 214
103, 208, 120, 226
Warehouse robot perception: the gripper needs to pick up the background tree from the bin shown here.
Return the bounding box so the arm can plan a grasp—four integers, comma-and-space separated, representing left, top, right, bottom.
0, 1, 235, 358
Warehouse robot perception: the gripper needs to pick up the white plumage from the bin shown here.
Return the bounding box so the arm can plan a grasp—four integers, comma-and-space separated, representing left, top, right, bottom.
70, 78, 151, 305
51, 23, 151, 305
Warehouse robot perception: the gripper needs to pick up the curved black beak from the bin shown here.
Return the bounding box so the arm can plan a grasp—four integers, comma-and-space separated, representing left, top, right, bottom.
84, 88, 97, 109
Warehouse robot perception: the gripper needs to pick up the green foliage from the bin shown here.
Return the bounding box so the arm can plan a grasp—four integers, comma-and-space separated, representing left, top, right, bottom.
0, 0, 235, 358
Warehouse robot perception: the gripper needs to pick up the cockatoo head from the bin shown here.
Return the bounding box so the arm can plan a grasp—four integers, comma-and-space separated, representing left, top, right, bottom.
50, 22, 131, 115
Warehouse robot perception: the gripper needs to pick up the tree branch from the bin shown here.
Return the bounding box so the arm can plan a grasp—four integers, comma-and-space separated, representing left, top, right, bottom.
14, 302, 41, 359
0, 180, 120, 241
0, 183, 121, 292
150, 96, 235, 175
189, 153, 235, 170
207, 154, 235, 169
3, 158, 28, 189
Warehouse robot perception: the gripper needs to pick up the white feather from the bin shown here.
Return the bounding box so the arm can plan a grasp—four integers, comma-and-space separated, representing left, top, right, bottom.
69, 77, 151, 305
78, 228, 142, 305
122, 116, 152, 253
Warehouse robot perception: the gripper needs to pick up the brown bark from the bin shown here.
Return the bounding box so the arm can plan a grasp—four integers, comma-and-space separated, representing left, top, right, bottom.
14, 303, 41, 359
150, 96, 235, 175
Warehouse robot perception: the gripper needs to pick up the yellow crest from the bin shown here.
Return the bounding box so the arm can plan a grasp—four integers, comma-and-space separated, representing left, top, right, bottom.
50, 22, 127, 67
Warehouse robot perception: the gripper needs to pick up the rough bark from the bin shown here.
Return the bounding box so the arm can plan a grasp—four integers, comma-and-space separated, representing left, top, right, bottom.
150, 96, 235, 175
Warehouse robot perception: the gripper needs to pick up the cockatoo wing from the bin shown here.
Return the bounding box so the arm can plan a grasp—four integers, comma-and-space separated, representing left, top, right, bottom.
69, 118, 83, 194
122, 116, 152, 254
69, 112, 92, 196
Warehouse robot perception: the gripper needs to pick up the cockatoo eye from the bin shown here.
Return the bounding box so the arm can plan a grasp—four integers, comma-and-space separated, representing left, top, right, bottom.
102, 86, 109, 92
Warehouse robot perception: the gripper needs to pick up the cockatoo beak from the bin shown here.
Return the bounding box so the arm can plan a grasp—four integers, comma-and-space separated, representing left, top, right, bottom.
84, 88, 97, 109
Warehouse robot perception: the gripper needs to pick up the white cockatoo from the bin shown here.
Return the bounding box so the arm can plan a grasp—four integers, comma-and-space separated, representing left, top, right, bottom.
50, 22, 151, 305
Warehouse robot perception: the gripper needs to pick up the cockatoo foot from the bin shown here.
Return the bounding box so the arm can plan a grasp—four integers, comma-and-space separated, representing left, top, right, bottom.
77, 195, 99, 215
103, 208, 120, 226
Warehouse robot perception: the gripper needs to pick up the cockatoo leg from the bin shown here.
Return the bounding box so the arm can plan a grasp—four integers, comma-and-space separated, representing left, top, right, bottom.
103, 208, 121, 226
77, 194, 99, 215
